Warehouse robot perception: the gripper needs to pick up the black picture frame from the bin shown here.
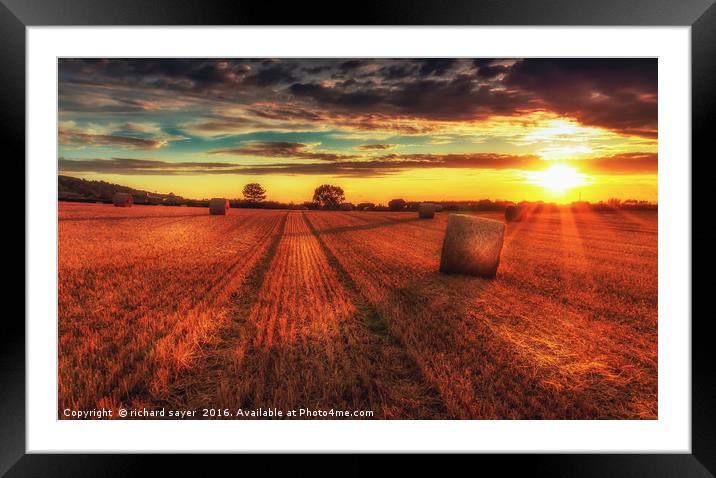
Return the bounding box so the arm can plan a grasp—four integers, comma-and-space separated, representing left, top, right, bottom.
4, 0, 714, 474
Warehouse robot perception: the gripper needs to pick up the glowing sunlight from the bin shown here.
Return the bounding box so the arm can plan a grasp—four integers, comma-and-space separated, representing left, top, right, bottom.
528, 164, 589, 193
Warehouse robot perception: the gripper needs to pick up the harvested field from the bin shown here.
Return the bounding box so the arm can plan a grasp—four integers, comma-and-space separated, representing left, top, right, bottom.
58, 202, 657, 419
58, 203, 285, 412
304, 209, 658, 419
164, 212, 445, 418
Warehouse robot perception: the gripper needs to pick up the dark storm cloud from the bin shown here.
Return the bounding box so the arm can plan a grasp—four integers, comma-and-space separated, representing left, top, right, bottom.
60, 58, 250, 96
378, 64, 418, 80
472, 59, 501, 68
243, 62, 297, 86
60, 58, 295, 91
289, 82, 385, 108
476, 64, 509, 79
504, 59, 658, 136
187, 63, 234, 83
388, 74, 528, 119
59, 58, 658, 139
302, 65, 331, 75
290, 73, 531, 121
339, 60, 363, 71
418, 59, 458, 76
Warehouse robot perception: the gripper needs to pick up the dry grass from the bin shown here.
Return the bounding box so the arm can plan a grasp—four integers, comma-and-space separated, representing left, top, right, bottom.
163, 212, 445, 418
58, 202, 285, 411
58, 202, 657, 419
304, 209, 657, 419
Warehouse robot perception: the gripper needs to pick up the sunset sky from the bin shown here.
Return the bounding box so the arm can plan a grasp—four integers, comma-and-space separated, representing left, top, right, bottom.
58, 58, 657, 204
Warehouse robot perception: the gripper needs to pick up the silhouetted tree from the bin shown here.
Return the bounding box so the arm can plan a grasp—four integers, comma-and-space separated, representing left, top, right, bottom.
313, 184, 345, 209
242, 183, 267, 203
388, 198, 407, 211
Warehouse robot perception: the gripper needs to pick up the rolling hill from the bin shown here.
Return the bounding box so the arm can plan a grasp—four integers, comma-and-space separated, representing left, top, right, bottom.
58, 175, 188, 205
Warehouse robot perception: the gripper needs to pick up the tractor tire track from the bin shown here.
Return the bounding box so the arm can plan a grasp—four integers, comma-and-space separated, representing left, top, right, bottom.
160, 211, 289, 409
166, 212, 447, 418
302, 212, 448, 418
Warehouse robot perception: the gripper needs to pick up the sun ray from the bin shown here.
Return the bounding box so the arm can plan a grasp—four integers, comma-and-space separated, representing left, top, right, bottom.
559, 207, 597, 296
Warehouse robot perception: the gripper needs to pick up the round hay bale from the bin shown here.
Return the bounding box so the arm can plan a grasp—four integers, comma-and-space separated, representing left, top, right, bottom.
112, 192, 133, 207
209, 198, 229, 215
504, 205, 526, 222
435, 204, 444, 213
418, 203, 436, 219
439, 214, 505, 278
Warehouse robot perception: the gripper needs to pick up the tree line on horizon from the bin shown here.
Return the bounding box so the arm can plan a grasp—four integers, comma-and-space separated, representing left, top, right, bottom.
58, 175, 658, 212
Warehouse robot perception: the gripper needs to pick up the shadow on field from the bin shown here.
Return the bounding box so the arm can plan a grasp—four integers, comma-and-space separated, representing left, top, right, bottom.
385, 268, 648, 419
385, 271, 563, 419
165, 212, 450, 419
302, 212, 450, 418
301, 210, 656, 419
158, 212, 289, 412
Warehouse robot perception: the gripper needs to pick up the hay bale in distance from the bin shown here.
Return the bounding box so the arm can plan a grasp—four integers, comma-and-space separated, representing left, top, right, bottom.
504, 205, 526, 222
418, 203, 436, 219
439, 214, 505, 278
209, 198, 230, 215
435, 204, 444, 213
112, 192, 133, 207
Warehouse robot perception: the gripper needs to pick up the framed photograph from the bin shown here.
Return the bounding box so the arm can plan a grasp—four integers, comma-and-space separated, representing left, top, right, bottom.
6, 0, 714, 473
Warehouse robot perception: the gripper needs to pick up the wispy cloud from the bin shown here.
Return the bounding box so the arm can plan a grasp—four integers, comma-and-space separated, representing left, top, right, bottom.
59, 151, 656, 178
210, 141, 360, 161
356, 143, 397, 150
59, 121, 186, 150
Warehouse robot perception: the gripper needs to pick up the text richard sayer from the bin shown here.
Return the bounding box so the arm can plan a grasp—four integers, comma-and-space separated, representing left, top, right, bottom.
62, 407, 374, 419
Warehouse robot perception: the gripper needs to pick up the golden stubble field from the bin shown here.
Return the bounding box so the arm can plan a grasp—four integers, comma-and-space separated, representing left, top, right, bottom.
58, 201, 658, 419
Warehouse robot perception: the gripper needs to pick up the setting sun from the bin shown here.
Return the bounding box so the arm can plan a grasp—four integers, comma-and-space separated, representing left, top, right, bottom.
530, 165, 588, 192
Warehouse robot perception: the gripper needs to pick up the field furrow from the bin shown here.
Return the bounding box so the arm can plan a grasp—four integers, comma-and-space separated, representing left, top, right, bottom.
165, 211, 446, 418
58, 203, 285, 413
304, 210, 657, 419
58, 202, 658, 420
